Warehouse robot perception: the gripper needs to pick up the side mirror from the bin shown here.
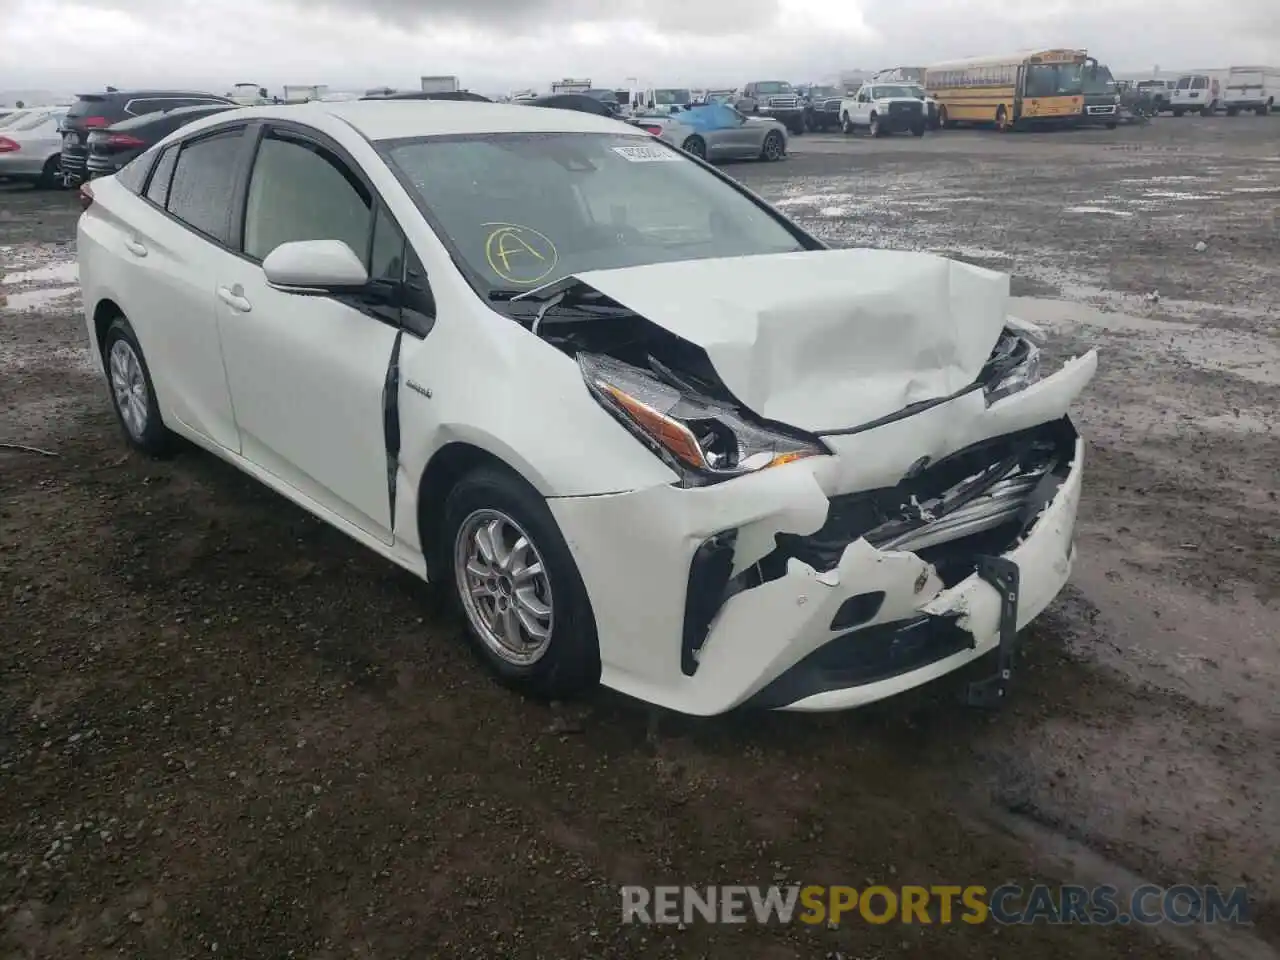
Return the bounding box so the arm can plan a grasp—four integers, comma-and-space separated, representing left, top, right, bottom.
263, 239, 369, 292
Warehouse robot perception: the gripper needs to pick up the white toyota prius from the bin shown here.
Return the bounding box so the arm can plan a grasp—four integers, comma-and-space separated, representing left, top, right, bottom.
77, 100, 1098, 716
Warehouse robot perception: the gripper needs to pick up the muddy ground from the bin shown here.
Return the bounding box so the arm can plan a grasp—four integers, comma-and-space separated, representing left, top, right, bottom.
1, 117, 1277, 959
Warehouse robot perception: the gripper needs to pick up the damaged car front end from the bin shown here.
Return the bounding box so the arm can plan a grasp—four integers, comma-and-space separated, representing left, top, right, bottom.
526, 250, 1096, 716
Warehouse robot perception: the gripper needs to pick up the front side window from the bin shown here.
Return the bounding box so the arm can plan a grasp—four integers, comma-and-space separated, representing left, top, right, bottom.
242, 134, 371, 262
166, 129, 244, 243
1175, 76, 1193, 90
382, 132, 809, 296
1191, 77, 1209, 90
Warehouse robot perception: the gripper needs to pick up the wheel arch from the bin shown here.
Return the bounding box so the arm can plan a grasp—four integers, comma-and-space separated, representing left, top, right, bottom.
415, 437, 549, 582
92, 298, 125, 355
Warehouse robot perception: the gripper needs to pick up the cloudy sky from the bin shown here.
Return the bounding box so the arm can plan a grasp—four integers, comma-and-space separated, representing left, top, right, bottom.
1, 0, 1276, 96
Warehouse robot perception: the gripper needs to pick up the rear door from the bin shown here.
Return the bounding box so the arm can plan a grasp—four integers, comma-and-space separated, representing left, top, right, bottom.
213, 124, 404, 543
113, 125, 250, 451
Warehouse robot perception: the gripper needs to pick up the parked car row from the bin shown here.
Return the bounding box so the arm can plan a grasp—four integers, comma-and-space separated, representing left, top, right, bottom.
0, 106, 67, 187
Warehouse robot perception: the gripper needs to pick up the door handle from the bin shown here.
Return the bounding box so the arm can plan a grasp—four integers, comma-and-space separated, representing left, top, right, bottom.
217, 285, 252, 313
124, 239, 147, 258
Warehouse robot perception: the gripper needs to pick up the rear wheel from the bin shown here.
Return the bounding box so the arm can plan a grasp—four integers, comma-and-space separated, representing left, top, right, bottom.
995, 105, 1012, 132
443, 466, 599, 700
681, 134, 706, 160
37, 155, 62, 190
1226, 106, 1239, 116
1257, 101, 1272, 116
1173, 108, 1184, 117
761, 130, 784, 161
102, 316, 172, 457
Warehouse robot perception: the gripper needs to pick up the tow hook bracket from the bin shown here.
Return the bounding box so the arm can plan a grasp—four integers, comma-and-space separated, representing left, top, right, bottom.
965, 555, 1021, 708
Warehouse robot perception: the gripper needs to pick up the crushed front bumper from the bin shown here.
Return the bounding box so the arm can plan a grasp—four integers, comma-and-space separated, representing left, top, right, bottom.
549, 354, 1095, 716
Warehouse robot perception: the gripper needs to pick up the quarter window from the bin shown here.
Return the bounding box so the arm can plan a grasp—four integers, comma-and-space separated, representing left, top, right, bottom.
242, 134, 372, 262
145, 144, 179, 207
166, 129, 245, 244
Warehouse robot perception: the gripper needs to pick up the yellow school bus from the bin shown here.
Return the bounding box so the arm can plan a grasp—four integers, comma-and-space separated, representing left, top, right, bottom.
925, 49, 1088, 130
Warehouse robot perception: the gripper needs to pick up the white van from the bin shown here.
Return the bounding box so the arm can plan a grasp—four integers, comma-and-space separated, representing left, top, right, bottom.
1170, 74, 1221, 116
1223, 66, 1278, 116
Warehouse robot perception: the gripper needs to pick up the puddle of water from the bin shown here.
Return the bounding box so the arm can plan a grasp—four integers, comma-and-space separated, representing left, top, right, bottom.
0, 286, 79, 312
1119, 175, 1204, 184
1, 261, 78, 286
1012, 296, 1280, 387
1231, 186, 1280, 194
1142, 190, 1223, 201
1063, 205, 1135, 217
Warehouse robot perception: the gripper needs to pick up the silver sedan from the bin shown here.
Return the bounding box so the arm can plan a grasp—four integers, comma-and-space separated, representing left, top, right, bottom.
0, 107, 67, 188
630, 106, 787, 162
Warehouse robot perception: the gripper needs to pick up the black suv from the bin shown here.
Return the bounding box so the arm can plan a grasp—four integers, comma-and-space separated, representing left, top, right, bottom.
85, 104, 238, 180
60, 89, 234, 186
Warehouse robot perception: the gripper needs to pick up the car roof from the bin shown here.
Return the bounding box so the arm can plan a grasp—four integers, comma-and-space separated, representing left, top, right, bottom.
110, 103, 238, 130
76, 90, 233, 100
223, 99, 640, 141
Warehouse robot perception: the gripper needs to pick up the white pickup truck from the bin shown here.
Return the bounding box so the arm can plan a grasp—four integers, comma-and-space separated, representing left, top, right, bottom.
839, 82, 928, 137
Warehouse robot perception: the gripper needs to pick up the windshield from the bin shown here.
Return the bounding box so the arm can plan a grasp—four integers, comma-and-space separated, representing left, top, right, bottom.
1024, 63, 1085, 98
6, 110, 62, 131
381, 132, 808, 297
872, 85, 917, 99
66, 96, 108, 118
810, 86, 839, 98
585, 89, 618, 102
755, 82, 794, 95
653, 89, 691, 105
1083, 63, 1115, 94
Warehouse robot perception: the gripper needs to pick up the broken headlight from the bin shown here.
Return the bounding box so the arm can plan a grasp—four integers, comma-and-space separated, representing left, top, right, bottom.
579, 353, 827, 485
983, 329, 1042, 405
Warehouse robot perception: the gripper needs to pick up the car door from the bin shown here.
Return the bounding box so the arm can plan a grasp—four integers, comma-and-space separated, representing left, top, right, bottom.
213, 125, 406, 544
854, 89, 872, 125
117, 125, 249, 452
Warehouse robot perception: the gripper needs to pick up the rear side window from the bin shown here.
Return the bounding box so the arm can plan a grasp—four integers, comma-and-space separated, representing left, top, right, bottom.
114, 153, 152, 194
242, 134, 371, 261
145, 145, 179, 206
166, 129, 244, 243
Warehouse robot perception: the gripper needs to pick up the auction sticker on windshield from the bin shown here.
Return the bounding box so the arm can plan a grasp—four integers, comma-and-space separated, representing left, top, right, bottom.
612, 143, 682, 162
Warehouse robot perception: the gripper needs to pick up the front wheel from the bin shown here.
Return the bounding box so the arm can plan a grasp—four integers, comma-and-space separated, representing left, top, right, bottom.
938, 105, 952, 129
995, 105, 1012, 132
1105, 121, 1118, 130
841, 112, 855, 135
761, 130, 784, 161
910, 122, 925, 137
868, 114, 883, 137
1257, 102, 1271, 117
1173, 108, 1184, 117
444, 467, 600, 700
1226, 106, 1239, 117
102, 316, 172, 457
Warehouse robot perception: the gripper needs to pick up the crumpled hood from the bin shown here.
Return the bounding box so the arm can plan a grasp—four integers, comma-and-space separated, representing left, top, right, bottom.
572, 248, 1011, 433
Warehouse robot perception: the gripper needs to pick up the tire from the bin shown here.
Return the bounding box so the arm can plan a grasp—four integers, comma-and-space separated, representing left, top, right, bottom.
1226, 106, 1239, 117
995, 105, 1012, 132
910, 122, 925, 137
938, 106, 952, 129
1199, 106, 1211, 117
1105, 121, 1117, 130
681, 135, 706, 160
869, 114, 883, 137
1173, 109, 1184, 117
760, 130, 784, 161
102, 316, 172, 457
442, 466, 599, 700
1257, 102, 1271, 117
37, 155, 61, 190
841, 112, 855, 135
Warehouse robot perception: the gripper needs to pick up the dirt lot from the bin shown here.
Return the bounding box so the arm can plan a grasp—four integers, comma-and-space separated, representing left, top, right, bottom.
2, 117, 1278, 959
